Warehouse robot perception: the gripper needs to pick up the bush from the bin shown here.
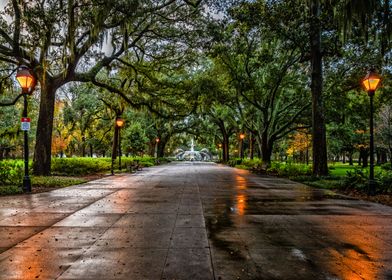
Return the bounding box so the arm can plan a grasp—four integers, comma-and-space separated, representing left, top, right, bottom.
227, 158, 243, 167
0, 185, 22, 195
267, 162, 312, 178
238, 158, 263, 170
51, 156, 157, 176
51, 158, 111, 176
376, 171, 392, 193
343, 168, 368, 190
0, 160, 24, 186
138, 156, 157, 167
380, 163, 392, 171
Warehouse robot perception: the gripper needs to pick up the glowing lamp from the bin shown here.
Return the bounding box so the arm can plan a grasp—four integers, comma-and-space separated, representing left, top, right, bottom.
16, 66, 34, 93
116, 118, 124, 128
362, 70, 381, 94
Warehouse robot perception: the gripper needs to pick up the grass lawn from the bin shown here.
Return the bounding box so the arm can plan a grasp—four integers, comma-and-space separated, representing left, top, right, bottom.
0, 176, 89, 196
328, 163, 384, 177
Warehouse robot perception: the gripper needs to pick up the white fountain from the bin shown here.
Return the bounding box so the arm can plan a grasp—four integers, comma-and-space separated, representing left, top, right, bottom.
175, 139, 211, 161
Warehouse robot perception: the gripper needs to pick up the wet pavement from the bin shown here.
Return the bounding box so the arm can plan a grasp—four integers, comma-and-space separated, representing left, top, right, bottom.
0, 162, 391, 280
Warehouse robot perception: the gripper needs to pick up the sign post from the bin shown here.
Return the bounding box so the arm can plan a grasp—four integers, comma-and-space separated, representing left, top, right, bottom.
21, 117, 31, 131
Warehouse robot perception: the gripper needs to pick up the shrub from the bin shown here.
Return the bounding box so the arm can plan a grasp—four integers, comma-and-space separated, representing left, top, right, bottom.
51, 158, 111, 175
343, 168, 368, 190
228, 158, 243, 167
51, 156, 157, 176
238, 158, 263, 170
376, 171, 392, 193
138, 156, 156, 167
267, 162, 312, 177
380, 163, 392, 171
0, 160, 24, 186
0, 185, 22, 195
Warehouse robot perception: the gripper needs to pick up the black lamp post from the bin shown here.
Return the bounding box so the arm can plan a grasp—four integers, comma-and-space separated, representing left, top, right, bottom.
16, 66, 35, 193
239, 133, 245, 160
362, 69, 381, 196
116, 117, 124, 171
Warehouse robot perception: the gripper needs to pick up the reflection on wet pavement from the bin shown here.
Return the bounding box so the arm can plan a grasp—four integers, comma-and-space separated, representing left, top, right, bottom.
0, 162, 391, 279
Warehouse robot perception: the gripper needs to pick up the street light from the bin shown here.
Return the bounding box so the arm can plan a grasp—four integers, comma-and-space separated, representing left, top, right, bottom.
155, 138, 160, 158
116, 117, 124, 171
239, 133, 245, 160
362, 69, 381, 195
16, 66, 35, 193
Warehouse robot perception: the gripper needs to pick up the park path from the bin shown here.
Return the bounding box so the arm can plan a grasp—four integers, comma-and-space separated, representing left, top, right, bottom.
0, 162, 391, 279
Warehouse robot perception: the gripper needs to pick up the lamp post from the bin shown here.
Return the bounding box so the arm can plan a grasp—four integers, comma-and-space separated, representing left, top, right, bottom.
16, 66, 35, 193
155, 138, 160, 158
239, 133, 245, 160
116, 117, 124, 171
218, 143, 222, 161
362, 69, 381, 196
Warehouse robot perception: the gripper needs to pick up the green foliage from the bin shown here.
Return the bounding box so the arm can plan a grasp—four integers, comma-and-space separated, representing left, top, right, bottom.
380, 163, 392, 171
0, 185, 22, 195
32, 176, 87, 188
0, 160, 24, 186
342, 167, 392, 192
267, 162, 312, 177
51, 156, 157, 176
118, 156, 156, 168
122, 123, 149, 155
343, 168, 369, 190
377, 172, 392, 193
51, 158, 111, 176
235, 158, 263, 170
227, 158, 243, 167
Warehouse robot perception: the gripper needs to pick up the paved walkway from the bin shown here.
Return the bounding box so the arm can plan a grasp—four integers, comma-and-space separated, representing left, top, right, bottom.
0, 162, 391, 279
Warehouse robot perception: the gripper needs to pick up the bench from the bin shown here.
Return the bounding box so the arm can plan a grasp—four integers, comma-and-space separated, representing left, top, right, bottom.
127, 160, 143, 173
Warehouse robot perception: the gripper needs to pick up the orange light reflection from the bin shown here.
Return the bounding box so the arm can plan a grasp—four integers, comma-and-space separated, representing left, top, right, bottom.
235, 194, 247, 216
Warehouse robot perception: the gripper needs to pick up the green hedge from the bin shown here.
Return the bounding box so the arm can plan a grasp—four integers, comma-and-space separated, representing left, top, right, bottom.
51, 156, 156, 176
234, 158, 263, 170
267, 162, 312, 177
51, 157, 111, 176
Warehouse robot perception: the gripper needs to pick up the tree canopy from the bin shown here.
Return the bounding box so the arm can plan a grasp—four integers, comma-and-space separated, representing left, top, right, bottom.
0, 0, 391, 173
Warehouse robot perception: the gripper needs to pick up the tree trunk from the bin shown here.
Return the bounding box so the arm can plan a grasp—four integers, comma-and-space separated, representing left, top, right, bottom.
82, 136, 86, 157
376, 149, 380, 165
33, 82, 58, 176
360, 147, 368, 168
310, 0, 328, 176
260, 133, 273, 167
158, 140, 166, 158
90, 144, 93, 157
348, 152, 353, 165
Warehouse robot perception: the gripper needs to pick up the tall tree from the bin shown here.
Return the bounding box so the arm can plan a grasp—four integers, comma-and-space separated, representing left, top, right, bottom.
0, 0, 204, 175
